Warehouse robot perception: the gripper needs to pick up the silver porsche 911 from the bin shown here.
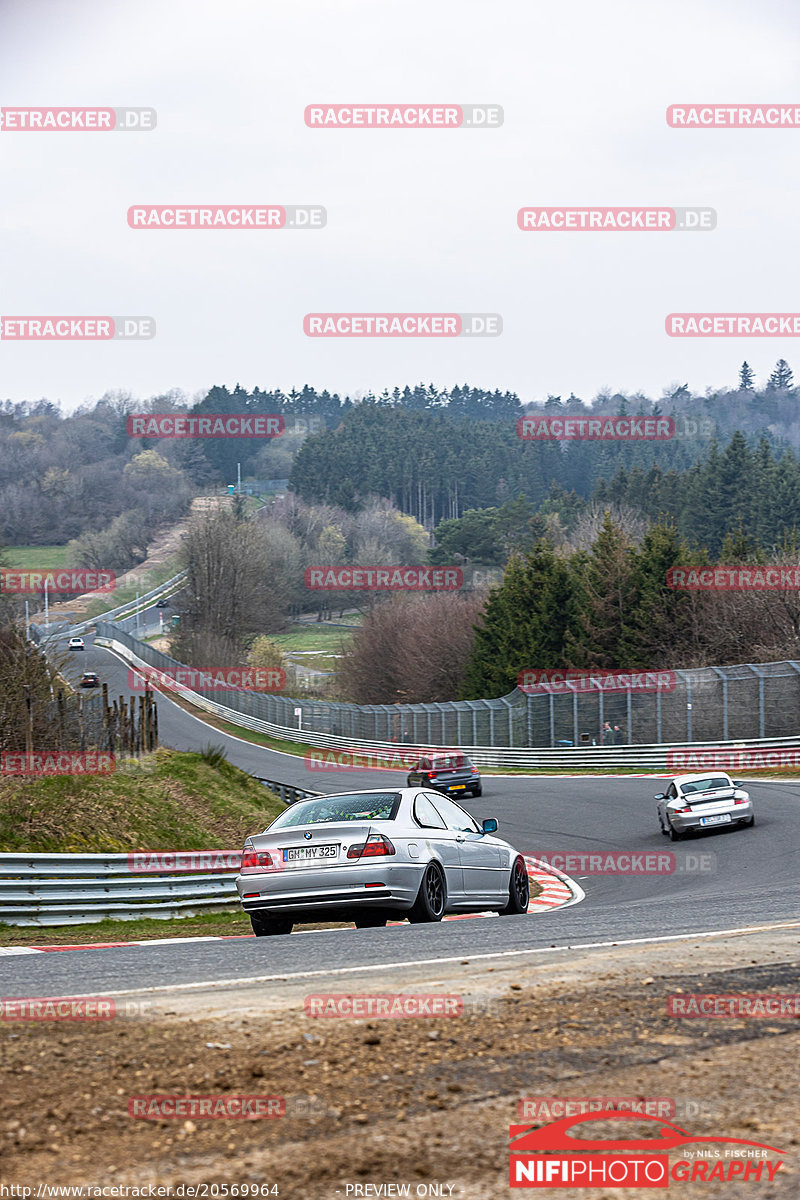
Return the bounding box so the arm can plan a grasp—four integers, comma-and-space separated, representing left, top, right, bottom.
236, 787, 530, 935
655, 773, 755, 840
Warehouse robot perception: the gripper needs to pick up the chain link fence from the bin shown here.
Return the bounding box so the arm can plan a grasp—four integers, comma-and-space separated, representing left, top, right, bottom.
95, 623, 800, 747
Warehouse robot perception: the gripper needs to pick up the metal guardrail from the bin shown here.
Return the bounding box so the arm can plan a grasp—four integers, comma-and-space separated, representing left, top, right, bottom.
255, 778, 321, 805
63, 572, 187, 637
0, 779, 320, 927
0, 851, 240, 927
93, 631, 800, 771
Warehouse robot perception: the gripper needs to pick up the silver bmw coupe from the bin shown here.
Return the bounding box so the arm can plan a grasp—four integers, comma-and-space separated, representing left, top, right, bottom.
236, 787, 530, 935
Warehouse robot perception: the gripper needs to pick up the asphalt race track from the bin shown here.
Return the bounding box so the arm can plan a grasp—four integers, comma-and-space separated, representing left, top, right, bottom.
4, 623, 800, 998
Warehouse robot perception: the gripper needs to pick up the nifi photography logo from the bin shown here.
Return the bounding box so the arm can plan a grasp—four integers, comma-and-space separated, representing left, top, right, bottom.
508, 1112, 784, 1188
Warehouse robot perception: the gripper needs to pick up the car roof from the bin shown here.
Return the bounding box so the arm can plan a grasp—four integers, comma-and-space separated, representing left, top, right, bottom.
297, 787, 431, 799
671, 773, 733, 785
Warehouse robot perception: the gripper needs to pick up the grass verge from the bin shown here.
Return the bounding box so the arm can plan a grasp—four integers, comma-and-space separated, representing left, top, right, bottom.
4, 545, 72, 569
269, 623, 356, 654
0, 747, 283, 853
0, 908, 253, 945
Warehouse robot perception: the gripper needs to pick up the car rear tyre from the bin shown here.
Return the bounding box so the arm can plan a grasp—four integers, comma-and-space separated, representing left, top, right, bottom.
471, 785, 483, 797
668, 822, 683, 841
408, 863, 446, 923
250, 912, 293, 936
745, 813, 755, 827
354, 912, 388, 928
500, 856, 530, 915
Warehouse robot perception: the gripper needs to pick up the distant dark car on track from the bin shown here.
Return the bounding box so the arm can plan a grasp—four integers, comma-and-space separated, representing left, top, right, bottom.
406, 753, 482, 797
155, 598, 170, 608
79, 672, 100, 688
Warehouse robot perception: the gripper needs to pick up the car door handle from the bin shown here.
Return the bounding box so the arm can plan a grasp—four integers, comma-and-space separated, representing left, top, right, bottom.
455, 835, 466, 843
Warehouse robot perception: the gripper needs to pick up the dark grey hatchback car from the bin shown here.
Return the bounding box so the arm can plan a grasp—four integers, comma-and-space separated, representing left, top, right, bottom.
406, 753, 482, 797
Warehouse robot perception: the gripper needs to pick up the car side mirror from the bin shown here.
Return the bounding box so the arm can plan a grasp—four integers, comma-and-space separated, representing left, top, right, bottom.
732, 781, 744, 787
482, 818, 498, 834
654, 794, 665, 801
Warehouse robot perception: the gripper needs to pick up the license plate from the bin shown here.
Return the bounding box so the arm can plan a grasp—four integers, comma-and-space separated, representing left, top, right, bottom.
699, 814, 732, 826
450, 784, 466, 790
283, 844, 338, 861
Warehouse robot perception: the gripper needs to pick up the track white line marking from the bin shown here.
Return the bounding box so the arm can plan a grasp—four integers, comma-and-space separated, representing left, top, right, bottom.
19, 921, 800, 1000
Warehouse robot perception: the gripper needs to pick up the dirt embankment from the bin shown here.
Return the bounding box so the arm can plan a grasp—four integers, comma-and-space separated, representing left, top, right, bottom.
2, 926, 798, 1198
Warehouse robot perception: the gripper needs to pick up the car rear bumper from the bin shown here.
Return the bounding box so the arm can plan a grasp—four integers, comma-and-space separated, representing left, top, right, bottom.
409, 778, 481, 794
671, 802, 753, 832
236, 862, 424, 914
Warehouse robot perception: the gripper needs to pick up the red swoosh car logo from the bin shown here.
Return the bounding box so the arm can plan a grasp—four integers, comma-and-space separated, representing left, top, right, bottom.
509, 1112, 784, 1155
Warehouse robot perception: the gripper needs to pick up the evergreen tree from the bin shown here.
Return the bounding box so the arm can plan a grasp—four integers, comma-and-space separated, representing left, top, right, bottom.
738, 361, 755, 390
461, 543, 571, 698
621, 522, 698, 666
564, 514, 637, 668
767, 359, 794, 391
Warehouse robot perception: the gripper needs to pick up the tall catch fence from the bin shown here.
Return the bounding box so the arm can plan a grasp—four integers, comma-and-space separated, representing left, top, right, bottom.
95, 623, 800, 747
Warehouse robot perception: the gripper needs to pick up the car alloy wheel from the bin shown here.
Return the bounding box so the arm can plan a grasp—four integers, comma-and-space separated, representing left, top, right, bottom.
500, 856, 530, 915
408, 862, 445, 923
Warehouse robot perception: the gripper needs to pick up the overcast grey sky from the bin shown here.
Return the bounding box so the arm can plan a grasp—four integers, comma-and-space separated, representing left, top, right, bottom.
1, 0, 799, 411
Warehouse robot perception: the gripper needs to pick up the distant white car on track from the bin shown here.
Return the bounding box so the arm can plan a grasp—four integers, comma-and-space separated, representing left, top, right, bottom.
236, 787, 530, 935
655, 773, 754, 840
67, 636, 85, 650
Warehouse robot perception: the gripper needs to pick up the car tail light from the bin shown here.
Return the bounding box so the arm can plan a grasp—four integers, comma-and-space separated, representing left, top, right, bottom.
347, 834, 396, 860
733, 797, 747, 805
426, 772, 437, 780
240, 840, 275, 873
673, 805, 692, 814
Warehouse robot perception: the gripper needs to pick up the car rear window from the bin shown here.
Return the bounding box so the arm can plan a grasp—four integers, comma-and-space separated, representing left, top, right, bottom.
268, 793, 401, 828
680, 777, 730, 794
431, 754, 470, 770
